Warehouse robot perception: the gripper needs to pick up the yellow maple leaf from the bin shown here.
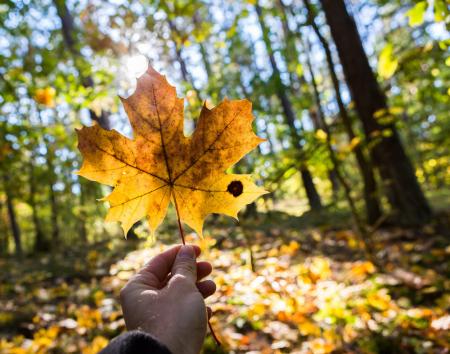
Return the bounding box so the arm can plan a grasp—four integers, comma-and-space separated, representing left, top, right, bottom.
77, 66, 266, 238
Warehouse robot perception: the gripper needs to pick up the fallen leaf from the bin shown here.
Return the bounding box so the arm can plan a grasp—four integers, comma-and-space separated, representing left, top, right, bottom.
34, 87, 56, 107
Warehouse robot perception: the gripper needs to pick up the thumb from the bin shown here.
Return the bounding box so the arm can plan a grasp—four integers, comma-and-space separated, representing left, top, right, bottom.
171, 245, 197, 283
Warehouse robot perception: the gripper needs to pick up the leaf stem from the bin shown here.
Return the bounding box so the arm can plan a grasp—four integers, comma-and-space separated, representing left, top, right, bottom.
208, 319, 221, 347
171, 189, 221, 347
171, 190, 185, 245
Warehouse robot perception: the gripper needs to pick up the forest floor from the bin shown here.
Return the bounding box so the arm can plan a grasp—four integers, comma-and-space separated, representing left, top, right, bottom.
0, 208, 449, 354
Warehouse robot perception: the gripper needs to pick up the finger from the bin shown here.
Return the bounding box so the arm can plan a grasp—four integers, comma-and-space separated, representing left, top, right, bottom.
193, 245, 201, 257
197, 261, 212, 281
159, 272, 172, 289
159, 260, 211, 288
161, 261, 212, 287
171, 245, 197, 283
136, 244, 200, 288
196, 280, 216, 298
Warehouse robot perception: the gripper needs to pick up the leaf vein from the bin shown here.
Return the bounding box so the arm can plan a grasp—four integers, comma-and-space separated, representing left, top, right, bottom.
172, 107, 244, 182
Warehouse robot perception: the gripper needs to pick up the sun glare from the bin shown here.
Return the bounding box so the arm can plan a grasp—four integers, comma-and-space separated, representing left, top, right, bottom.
126, 54, 148, 78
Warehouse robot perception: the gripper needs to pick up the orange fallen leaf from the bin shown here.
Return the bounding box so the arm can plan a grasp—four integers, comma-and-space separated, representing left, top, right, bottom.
34, 87, 56, 107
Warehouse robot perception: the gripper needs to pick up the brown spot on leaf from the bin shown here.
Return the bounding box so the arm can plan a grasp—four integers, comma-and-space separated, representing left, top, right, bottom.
227, 180, 243, 197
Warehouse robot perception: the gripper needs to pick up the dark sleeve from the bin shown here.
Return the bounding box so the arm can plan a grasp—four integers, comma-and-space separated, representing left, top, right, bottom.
99, 331, 172, 354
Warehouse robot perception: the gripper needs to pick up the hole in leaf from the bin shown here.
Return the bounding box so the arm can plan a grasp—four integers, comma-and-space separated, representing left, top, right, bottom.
227, 181, 243, 197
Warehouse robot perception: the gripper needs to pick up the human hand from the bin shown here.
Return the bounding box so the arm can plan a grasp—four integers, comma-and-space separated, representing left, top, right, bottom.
120, 245, 216, 354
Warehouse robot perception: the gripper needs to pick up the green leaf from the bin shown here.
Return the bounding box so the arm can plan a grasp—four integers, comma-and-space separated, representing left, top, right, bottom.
445, 57, 450, 67
406, 1, 428, 27
434, 0, 449, 22
377, 43, 398, 79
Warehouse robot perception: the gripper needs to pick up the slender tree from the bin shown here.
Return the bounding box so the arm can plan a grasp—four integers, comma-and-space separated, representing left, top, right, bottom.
320, 0, 431, 225
304, 46, 375, 258
255, 2, 322, 210
78, 180, 89, 243
156, 2, 204, 106
277, 0, 340, 200
2, 174, 22, 256
303, 0, 382, 224
0, 200, 8, 255
29, 158, 47, 252
53, 0, 112, 242
34, 107, 61, 245
53, 0, 110, 129
193, 12, 213, 79
166, 19, 203, 101
46, 144, 60, 244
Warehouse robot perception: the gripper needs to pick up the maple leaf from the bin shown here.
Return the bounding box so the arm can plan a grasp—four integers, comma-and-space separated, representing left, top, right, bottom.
77, 66, 266, 238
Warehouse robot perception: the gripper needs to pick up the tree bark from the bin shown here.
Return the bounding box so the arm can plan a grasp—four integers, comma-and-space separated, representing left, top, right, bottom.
3, 175, 22, 256
255, 2, 322, 210
320, 0, 431, 225
304, 0, 381, 224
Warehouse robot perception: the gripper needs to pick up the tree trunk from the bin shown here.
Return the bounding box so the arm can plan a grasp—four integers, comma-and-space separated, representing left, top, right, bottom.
0, 200, 8, 255
255, 2, 322, 210
320, 0, 431, 225
46, 148, 60, 244
244, 202, 258, 219
304, 46, 376, 259
3, 175, 22, 256
303, 41, 343, 200
53, 0, 110, 129
78, 181, 88, 243
199, 42, 212, 78
328, 168, 340, 199
193, 12, 213, 79
304, 0, 381, 224
309, 108, 340, 201
276, 0, 305, 91
36, 108, 60, 245
29, 161, 48, 252
167, 19, 203, 102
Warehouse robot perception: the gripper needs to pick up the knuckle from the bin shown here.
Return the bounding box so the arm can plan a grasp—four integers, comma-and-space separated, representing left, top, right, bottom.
170, 273, 194, 289
119, 285, 129, 302
175, 260, 196, 275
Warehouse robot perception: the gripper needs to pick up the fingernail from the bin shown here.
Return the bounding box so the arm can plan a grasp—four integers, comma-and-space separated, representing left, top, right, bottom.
178, 245, 194, 259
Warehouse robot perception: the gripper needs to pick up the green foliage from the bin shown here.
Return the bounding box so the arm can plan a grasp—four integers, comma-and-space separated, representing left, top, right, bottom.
377, 43, 398, 79
406, 1, 428, 27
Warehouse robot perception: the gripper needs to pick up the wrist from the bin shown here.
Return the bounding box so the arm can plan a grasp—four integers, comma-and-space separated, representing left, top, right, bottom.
158, 335, 195, 354
156, 330, 202, 354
